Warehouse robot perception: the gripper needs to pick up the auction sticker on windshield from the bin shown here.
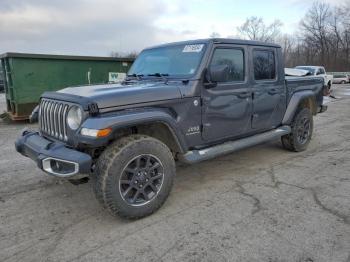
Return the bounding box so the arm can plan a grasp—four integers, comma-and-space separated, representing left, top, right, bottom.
183, 44, 204, 53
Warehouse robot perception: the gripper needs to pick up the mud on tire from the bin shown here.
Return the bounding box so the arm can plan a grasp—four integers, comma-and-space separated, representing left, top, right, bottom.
92, 135, 175, 219
281, 107, 313, 152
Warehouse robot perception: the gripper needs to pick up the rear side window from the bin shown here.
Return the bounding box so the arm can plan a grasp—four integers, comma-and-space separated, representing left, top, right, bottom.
253, 50, 276, 80
210, 48, 244, 82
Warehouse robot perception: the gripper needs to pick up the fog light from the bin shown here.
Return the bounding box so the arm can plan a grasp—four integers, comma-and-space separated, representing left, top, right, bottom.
42, 158, 79, 177
81, 127, 112, 138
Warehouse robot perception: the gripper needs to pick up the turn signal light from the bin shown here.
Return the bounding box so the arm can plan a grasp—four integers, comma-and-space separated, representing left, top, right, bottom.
81, 127, 112, 138
97, 128, 112, 137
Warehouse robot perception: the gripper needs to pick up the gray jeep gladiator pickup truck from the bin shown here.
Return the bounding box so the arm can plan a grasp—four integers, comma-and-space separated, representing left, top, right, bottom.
15, 39, 327, 218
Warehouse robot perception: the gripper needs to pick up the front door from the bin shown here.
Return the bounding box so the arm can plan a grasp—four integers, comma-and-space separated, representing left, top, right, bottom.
202, 45, 252, 141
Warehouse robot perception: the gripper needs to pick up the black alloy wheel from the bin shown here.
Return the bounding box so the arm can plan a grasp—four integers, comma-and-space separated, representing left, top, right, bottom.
119, 154, 164, 206
296, 116, 311, 145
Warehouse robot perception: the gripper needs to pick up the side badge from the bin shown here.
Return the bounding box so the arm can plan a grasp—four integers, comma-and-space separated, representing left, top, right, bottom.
186, 126, 200, 136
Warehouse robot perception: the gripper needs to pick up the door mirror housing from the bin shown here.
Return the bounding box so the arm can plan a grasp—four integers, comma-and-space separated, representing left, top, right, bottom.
206, 64, 229, 84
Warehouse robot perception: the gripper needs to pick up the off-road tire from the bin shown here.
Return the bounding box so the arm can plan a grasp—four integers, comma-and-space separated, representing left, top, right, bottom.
281, 107, 313, 152
92, 135, 175, 219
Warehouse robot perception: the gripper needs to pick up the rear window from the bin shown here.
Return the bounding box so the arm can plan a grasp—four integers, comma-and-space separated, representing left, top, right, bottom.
253, 50, 276, 80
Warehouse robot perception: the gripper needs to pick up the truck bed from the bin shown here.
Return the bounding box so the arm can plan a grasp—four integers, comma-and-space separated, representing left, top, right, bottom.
285, 76, 324, 109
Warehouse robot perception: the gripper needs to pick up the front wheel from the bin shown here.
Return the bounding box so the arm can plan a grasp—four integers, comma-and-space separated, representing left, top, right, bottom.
92, 135, 175, 219
281, 107, 313, 152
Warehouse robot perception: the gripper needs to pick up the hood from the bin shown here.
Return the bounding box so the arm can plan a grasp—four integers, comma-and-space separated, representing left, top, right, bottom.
57, 81, 183, 109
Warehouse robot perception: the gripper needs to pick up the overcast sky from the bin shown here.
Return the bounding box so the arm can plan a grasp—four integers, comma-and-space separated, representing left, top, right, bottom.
0, 0, 345, 56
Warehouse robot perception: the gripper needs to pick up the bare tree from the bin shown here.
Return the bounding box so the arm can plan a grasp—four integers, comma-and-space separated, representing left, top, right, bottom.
237, 16, 283, 43
300, 1, 332, 66
110, 51, 138, 59
338, 1, 350, 70
210, 32, 221, 38
294, 0, 350, 71
109, 0, 350, 72
278, 34, 296, 67
110, 51, 121, 58
329, 6, 345, 68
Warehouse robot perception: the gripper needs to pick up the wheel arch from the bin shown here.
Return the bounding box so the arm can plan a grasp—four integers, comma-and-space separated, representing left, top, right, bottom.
133, 121, 185, 154
282, 91, 317, 125
81, 109, 187, 154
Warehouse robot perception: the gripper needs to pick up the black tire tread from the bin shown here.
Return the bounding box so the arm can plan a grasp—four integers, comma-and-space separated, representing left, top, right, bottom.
93, 134, 174, 219
281, 107, 313, 152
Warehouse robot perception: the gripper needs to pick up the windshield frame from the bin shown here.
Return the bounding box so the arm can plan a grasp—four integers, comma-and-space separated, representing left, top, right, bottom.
127, 43, 208, 80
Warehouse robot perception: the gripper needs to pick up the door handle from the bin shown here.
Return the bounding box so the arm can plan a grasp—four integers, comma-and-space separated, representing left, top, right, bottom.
268, 88, 278, 95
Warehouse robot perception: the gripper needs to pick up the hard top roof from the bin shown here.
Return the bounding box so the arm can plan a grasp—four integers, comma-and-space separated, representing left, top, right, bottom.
145, 38, 281, 50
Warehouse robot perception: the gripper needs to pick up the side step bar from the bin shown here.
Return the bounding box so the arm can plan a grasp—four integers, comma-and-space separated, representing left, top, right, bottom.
180, 126, 291, 164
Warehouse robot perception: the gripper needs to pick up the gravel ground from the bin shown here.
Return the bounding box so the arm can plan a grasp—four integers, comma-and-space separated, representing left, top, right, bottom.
0, 85, 350, 262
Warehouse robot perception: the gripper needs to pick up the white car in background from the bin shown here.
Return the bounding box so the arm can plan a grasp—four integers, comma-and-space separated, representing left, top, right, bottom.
285, 68, 309, 77
295, 66, 333, 94
332, 74, 349, 84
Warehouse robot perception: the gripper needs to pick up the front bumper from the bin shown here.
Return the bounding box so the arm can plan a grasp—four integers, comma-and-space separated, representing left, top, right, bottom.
15, 130, 92, 178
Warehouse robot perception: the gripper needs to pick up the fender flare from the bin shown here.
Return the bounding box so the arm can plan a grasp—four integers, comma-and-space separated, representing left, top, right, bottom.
282, 91, 316, 125
81, 108, 187, 153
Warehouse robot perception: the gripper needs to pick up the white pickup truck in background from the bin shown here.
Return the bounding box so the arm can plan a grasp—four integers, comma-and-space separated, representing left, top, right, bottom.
295, 66, 333, 94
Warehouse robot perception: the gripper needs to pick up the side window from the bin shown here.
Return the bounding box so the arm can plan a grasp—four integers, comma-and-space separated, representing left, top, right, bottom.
319, 68, 325, 74
210, 48, 244, 82
253, 50, 276, 81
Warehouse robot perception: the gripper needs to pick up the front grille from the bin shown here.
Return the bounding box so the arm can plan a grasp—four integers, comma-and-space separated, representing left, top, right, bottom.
39, 99, 69, 141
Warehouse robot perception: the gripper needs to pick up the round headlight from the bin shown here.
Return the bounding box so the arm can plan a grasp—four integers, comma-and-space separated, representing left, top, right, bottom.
67, 106, 82, 130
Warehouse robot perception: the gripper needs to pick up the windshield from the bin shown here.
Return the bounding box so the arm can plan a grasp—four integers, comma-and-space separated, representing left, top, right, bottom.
128, 43, 206, 78
295, 66, 316, 74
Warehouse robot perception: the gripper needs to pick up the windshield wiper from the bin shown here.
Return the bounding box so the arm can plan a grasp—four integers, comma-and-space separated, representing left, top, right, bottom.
123, 73, 144, 84
147, 73, 169, 84
126, 73, 144, 80
147, 73, 169, 77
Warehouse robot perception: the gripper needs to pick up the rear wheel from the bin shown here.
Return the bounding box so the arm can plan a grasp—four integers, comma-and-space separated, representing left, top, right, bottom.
341, 80, 346, 84
281, 107, 313, 152
92, 135, 175, 219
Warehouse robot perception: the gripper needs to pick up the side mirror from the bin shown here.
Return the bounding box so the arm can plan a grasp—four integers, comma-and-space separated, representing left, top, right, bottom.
206, 64, 229, 84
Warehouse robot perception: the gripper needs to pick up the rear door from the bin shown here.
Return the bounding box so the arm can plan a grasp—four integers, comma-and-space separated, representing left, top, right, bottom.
201, 45, 252, 141
250, 47, 286, 130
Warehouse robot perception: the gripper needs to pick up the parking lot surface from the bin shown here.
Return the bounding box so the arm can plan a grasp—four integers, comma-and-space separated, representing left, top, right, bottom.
1, 85, 350, 262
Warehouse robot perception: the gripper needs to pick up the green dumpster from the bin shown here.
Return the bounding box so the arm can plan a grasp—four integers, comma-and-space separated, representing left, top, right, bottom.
0, 53, 134, 120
